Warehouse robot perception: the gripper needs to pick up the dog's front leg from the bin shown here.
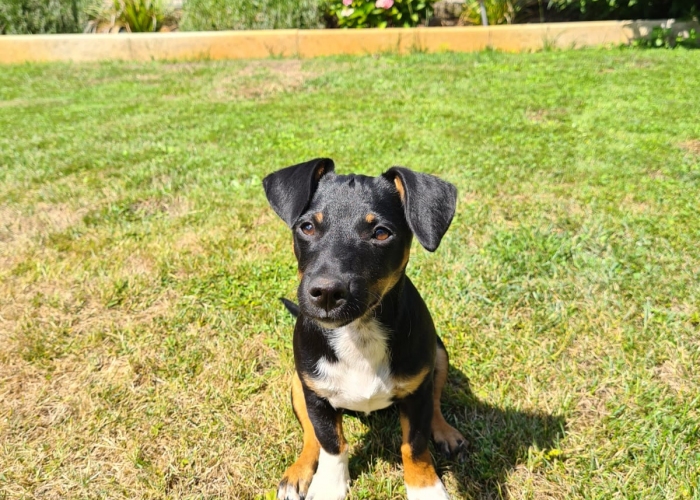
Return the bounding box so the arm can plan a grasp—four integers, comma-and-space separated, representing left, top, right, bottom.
278, 373, 321, 500
278, 375, 349, 500
304, 384, 349, 500
399, 383, 450, 500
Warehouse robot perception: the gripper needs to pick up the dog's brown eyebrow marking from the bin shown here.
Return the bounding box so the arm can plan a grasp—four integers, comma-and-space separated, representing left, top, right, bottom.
365, 213, 376, 223
313, 212, 323, 223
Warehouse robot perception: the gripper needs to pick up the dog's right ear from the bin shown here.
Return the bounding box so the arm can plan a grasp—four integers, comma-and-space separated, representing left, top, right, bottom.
262, 158, 335, 227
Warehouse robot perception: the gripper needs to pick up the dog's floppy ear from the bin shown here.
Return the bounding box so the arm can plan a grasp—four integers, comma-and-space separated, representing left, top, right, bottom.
263, 158, 335, 227
383, 167, 457, 252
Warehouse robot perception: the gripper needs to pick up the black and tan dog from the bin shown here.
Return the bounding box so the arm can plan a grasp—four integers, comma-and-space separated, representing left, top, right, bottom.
263, 158, 465, 500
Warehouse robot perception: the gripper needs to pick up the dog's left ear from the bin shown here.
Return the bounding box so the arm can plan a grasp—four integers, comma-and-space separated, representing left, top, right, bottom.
263, 158, 335, 227
383, 167, 457, 252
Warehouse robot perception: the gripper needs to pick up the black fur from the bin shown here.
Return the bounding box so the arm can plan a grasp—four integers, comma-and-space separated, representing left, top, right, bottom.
383, 166, 458, 252
262, 158, 335, 228
264, 159, 459, 499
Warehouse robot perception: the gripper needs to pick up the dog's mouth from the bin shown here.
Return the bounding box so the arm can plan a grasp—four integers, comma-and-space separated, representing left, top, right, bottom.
306, 307, 362, 329
304, 298, 381, 330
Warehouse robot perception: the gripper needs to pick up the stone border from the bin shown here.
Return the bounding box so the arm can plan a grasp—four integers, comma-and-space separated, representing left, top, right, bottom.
0, 20, 696, 64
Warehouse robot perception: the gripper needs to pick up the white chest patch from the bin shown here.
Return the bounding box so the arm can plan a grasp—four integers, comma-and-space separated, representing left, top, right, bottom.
311, 319, 396, 414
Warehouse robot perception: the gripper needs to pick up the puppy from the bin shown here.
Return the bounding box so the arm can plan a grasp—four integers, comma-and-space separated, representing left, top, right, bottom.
263, 158, 465, 500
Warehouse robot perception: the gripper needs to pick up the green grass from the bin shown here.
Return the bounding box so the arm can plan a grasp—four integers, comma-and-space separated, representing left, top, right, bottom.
180, 0, 325, 31
1, 49, 699, 499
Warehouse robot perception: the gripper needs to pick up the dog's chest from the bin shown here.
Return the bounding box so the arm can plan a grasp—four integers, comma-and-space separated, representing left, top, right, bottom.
312, 320, 395, 414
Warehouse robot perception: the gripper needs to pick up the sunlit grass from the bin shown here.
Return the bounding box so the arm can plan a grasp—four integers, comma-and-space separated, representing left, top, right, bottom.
1, 48, 699, 499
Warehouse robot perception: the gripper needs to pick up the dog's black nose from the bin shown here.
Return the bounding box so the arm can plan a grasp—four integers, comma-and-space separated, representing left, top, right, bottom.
308, 278, 348, 312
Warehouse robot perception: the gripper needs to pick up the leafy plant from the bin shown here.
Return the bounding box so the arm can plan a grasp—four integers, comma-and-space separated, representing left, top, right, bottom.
0, 0, 88, 34
327, 0, 431, 29
461, 0, 524, 24
546, 0, 699, 21
85, 0, 177, 33
633, 26, 700, 49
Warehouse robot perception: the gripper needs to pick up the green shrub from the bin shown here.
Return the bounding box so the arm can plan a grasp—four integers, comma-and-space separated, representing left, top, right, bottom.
461, 0, 525, 25
633, 26, 699, 49
0, 0, 88, 34
327, 0, 431, 28
85, 0, 178, 32
180, 0, 325, 31
547, 0, 699, 21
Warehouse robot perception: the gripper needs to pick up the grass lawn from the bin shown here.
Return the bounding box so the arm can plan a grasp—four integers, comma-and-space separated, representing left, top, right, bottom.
1, 48, 699, 499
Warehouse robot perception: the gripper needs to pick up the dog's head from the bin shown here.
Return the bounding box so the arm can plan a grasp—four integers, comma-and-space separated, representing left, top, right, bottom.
263, 158, 457, 327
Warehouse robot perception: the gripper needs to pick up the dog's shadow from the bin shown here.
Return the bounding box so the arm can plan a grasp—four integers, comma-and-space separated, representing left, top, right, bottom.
347, 367, 566, 499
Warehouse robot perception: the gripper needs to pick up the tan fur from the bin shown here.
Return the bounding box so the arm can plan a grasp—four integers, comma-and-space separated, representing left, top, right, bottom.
371, 270, 403, 300
392, 367, 430, 399
401, 245, 410, 269
400, 414, 440, 488
314, 165, 325, 181
365, 213, 376, 223
394, 177, 405, 202
280, 373, 321, 493
301, 372, 320, 394
431, 347, 465, 450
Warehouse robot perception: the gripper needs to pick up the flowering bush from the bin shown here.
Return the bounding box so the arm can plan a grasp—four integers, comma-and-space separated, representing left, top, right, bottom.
328, 0, 432, 28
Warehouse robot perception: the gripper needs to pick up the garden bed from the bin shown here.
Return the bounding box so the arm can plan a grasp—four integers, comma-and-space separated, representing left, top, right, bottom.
0, 19, 697, 64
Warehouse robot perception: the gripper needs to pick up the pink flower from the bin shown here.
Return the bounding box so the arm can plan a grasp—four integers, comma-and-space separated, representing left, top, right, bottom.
342, 0, 352, 5
375, 0, 393, 8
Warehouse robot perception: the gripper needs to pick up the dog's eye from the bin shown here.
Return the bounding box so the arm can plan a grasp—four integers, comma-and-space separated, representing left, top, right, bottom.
300, 222, 315, 236
373, 227, 391, 241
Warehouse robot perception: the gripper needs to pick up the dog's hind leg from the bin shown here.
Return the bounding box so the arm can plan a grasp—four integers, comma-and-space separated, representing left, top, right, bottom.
278, 373, 320, 500
431, 339, 466, 458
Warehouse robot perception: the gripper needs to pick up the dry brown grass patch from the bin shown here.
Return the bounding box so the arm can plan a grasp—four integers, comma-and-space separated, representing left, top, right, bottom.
507, 465, 568, 499
679, 139, 700, 155
130, 196, 192, 219
211, 59, 312, 101
525, 109, 566, 124
654, 359, 692, 395
0, 203, 85, 245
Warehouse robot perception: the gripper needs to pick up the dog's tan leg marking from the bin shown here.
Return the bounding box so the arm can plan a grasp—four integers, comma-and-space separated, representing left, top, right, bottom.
399, 413, 440, 488
400, 413, 449, 499
431, 346, 466, 456
278, 373, 320, 500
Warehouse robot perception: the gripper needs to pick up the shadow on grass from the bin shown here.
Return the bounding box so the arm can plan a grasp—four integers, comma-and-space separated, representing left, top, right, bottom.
347, 367, 566, 499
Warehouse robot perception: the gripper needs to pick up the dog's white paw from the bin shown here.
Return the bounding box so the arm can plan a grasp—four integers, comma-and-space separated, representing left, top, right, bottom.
306, 448, 349, 500
406, 480, 450, 500
277, 482, 302, 500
